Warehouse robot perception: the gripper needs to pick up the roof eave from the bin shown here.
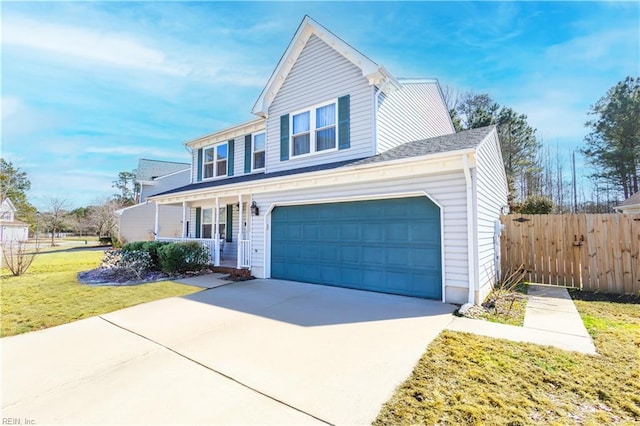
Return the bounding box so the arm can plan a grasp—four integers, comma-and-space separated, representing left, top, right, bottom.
251, 15, 394, 116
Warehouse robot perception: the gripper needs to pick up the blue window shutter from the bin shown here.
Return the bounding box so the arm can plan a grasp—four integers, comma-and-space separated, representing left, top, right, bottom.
280, 114, 289, 161
244, 134, 252, 173
226, 204, 233, 242
196, 149, 203, 181
338, 95, 350, 150
195, 207, 201, 238
228, 139, 234, 176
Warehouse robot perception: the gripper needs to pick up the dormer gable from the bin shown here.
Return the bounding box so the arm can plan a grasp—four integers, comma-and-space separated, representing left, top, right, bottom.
0, 198, 17, 221
252, 15, 400, 117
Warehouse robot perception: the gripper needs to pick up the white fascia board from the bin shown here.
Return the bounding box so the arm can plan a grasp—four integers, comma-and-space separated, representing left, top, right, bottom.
251, 16, 386, 116
153, 168, 190, 181
149, 148, 477, 205
1, 198, 17, 212
184, 118, 265, 150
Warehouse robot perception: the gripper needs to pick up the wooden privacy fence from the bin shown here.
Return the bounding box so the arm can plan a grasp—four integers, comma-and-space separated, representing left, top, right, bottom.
500, 214, 640, 295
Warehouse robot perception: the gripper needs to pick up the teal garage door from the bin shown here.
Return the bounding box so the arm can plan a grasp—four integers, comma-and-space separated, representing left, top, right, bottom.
271, 196, 442, 299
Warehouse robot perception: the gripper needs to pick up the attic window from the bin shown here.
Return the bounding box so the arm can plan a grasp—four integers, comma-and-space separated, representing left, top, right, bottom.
290, 99, 337, 157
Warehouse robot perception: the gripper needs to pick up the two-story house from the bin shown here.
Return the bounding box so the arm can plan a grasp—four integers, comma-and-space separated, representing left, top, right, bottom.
149, 16, 509, 305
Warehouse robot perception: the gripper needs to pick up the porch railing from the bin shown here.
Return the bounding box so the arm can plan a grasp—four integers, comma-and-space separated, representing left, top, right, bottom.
238, 239, 251, 268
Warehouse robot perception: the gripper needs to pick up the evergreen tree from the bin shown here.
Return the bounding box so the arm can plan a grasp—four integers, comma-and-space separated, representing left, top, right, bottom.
582, 76, 640, 199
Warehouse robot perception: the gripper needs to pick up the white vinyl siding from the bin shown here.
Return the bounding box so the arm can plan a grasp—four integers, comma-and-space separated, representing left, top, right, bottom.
377, 82, 455, 154
249, 171, 470, 304
140, 169, 190, 202
474, 131, 509, 303
266, 35, 374, 173
118, 203, 183, 243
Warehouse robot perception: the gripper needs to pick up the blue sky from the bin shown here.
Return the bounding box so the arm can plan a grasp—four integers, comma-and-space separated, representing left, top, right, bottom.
2, 1, 638, 210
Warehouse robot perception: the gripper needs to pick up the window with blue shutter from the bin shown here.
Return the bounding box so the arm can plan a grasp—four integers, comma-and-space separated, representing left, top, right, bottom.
244, 134, 252, 173
226, 204, 233, 242
228, 139, 234, 176
338, 95, 350, 150
196, 149, 203, 181
280, 114, 289, 161
195, 207, 201, 238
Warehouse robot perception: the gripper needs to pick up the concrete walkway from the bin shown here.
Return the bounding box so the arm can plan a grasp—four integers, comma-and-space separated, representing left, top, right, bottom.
447, 284, 597, 355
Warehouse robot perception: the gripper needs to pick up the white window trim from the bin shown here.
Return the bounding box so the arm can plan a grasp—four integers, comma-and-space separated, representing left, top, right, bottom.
202, 142, 228, 180
289, 98, 338, 159
252, 132, 266, 171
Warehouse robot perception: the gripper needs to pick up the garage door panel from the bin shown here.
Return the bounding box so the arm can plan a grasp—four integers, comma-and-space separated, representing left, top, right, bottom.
271, 197, 442, 299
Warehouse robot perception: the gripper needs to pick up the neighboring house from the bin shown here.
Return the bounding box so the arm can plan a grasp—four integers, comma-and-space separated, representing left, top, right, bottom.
148, 16, 509, 305
0, 198, 29, 243
615, 191, 640, 213
116, 159, 190, 243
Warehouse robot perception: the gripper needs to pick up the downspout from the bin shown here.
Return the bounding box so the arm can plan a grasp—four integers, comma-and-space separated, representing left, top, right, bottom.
462, 154, 476, 305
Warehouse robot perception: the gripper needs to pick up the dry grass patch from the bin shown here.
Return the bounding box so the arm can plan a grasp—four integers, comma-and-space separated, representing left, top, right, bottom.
1, 250, 200, 336
375, 293, 640, 425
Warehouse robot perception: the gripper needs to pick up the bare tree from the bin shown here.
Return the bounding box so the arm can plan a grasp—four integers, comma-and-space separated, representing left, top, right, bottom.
1, 241, 39, 276
89, 197, 120, 238
41, 196, 70, 247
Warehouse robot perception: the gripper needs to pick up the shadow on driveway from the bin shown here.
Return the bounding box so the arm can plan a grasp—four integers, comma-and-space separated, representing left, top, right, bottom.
181, 278, 454, 327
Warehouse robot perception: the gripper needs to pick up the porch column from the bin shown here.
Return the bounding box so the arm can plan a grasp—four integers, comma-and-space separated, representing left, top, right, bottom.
213, 197, 220, 266
181, 201, 187, 239
154, 202, 159, 239
237, 194, 243, 269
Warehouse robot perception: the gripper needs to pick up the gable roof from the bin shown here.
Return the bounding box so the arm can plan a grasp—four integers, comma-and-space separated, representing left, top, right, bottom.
136, 159, 189, 182
618, 190, 640, 208
251, 15, 400, 117
0, 198, 17, 213
352, 125, 496, 166
152, 126, 496, 198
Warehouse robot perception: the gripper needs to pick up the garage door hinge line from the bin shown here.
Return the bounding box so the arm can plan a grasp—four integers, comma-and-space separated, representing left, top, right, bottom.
98, 316, 334, 426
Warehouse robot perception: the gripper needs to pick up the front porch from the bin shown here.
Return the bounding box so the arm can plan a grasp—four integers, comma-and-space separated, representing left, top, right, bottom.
156, 237, 250, 269
152, 193, 254, 270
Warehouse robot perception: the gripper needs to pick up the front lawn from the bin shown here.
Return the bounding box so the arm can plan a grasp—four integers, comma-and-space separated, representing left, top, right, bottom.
375, 293, 640, 425
1, 250, 200, 337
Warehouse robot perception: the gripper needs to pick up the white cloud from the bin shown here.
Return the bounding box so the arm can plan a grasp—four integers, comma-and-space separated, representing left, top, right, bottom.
3, 17, 189, 76
545, 27, 638, 71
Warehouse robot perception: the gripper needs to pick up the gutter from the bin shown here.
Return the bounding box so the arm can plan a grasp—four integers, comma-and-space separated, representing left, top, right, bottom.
148, 147, 477, 203
462, 154, 476, 305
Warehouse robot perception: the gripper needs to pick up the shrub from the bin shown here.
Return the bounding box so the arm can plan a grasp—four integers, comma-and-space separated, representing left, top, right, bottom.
158, 242, 209, 274
141, 240, 171, 269
100, 249, 154, 281
120, 241, 171, 269
520, 195, 554, 214
121, 241, 146, 252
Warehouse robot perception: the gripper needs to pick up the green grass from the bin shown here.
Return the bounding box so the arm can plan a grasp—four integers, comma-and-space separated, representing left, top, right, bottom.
375, 294, 640, 425
1, 250, 201, 337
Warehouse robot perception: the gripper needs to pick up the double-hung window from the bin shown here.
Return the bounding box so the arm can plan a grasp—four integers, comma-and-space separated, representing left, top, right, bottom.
201, 207, 226, 239
253, 133, 265, 170
291, 100, 336, 157
203, 143, 228, 179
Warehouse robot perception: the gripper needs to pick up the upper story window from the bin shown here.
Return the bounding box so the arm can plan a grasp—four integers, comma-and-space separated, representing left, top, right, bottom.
253, 133, 265, 170
203, 143, 228, 179
291, 100, 336, 157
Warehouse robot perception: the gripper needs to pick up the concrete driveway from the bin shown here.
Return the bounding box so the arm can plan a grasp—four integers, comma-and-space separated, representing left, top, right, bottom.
2, 279, 455, 425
